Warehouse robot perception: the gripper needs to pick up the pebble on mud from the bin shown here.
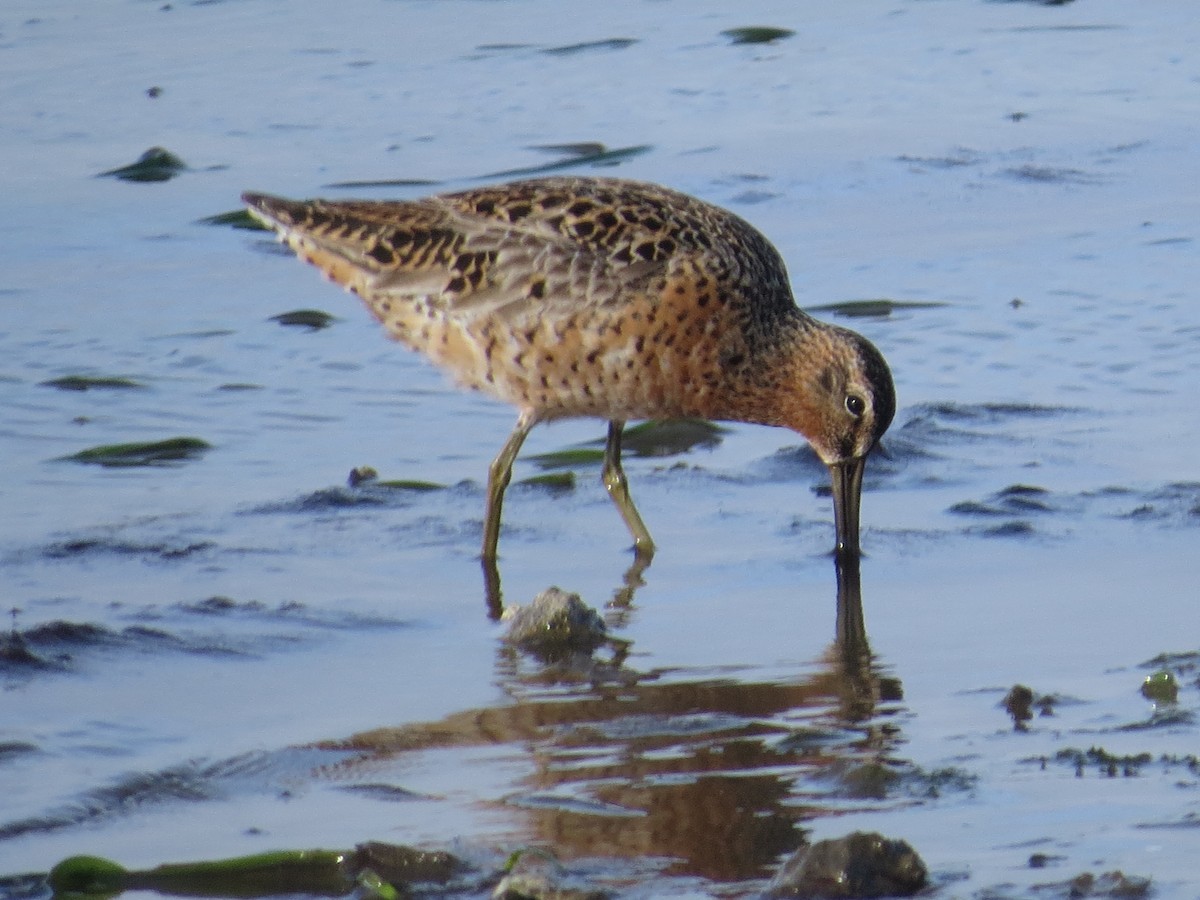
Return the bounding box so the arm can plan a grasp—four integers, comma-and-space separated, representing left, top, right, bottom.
501, 587, 607, 655
764, 831, 927, 899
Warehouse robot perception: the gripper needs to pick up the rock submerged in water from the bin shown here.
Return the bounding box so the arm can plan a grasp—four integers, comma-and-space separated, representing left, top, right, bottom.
764, 831, 927, 898
1063, 870, 1151, 898
501, 587, 607, 655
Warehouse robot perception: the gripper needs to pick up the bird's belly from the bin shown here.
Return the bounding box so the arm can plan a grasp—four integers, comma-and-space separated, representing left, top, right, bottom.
386, 301, 733, 423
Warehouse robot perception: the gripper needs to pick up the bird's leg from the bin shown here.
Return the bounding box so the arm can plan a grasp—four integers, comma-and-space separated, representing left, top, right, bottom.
602, 420, 656, 558
483, 411, 536, 563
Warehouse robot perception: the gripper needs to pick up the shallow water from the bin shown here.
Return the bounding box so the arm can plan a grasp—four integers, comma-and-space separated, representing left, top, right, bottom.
2, 1, 1198, 896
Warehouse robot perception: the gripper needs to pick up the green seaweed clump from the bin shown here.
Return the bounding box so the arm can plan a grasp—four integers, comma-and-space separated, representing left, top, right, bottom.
49, 850, 350, 898
374, 479, 447, 492
269, 309, 336, 329
1140, 670, 1179, 705
46, 843, 470, 899
722, 26, 795, 45
47, 855, 128, 894
197, 208, 268, 230
347, 466, 447, 492
63, 437, 211, 467
98, 147, 187, 183
528, 446, 606, 470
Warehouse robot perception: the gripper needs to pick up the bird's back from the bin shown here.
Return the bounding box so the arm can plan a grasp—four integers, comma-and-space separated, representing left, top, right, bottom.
244, 177, 808, 423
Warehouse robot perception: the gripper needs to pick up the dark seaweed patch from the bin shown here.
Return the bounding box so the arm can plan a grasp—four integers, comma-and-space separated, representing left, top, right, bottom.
1118, 708, 1196, 731
42, 537, 215, 561
0, 629, 66, 672
1004, 164, 1101, 185
321, 177, 442, 190
269, 309, 336, 329
1, 620, 201, 676
1140, 649, 1200, 671
248, 487, 396, 513
40, 375, 145, 391
0, 742, 39, 763
337, 783, 426, 802
979, 520, 1036, 537
0, 759, 222, 841
1137, 813, 1200, 830
169, 596, 412, 634
540, 38, 636, 56
896, 151, 983, 170
480, 144, 652, 180
530, 142, 607, 160
179, 596, 268, 616
807, 298, 948, 319
948, 500, 1011, 517
619, 419, 727, 457
950, 484, 1055, 517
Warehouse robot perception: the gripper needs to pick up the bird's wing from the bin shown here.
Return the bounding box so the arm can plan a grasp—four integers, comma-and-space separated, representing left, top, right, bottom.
242, 177, 732, 324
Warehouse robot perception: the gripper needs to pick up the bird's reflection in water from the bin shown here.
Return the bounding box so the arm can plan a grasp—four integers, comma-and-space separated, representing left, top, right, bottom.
323, 555, 903, 884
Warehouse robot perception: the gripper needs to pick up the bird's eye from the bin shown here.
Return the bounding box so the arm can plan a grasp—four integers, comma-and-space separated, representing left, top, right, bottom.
845, 394, 866, 417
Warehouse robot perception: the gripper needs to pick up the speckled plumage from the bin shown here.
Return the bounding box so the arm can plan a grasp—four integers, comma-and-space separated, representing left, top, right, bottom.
243, 176, 895, 562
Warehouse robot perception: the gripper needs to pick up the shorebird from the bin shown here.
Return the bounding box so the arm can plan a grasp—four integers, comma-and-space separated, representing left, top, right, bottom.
243, 177, 895, 563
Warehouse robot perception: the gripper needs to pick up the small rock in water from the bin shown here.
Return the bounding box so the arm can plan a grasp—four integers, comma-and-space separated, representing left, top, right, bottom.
1003, 684, 1036, 730
349, 466, 379, 487
764, 831, 927, 898
502, 587, 606, 654
492, 848, 605, 900
353, 841, 467, 887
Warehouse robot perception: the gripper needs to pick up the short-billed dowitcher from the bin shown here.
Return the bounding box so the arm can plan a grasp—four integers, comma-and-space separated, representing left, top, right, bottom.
243, 177, 895, 562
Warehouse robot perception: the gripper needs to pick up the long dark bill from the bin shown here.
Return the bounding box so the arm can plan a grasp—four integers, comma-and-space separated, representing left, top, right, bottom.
828, 455, 867, 560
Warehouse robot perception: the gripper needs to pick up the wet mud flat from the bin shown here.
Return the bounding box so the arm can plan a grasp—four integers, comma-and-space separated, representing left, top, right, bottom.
2, 0, 1200, 897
